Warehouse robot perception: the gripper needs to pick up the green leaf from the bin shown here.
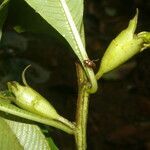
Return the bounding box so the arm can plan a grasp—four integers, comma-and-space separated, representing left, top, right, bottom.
23, 0, 85, 59
23, 0, 97, 93
80, 20, 85, 47
5, 118, 51, 150
0, 0, 9, 40
0, 117, 23, 150
24, 0, 83, 42
9, 0, 56, 34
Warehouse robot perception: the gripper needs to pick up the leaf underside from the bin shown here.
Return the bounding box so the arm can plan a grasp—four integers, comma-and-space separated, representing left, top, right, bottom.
24, 0, 85, 63
5, 119, 51, 150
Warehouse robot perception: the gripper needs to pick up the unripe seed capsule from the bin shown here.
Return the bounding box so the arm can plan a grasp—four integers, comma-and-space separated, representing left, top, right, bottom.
7, 66, 60, 120
96, 9, 147, 79
7, 81, 60, 119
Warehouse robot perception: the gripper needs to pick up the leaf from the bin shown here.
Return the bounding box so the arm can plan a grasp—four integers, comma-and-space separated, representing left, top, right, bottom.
23, 0, 98, 93
5, 118, 51, 150
9, 0, 55, 34
80, 20, 85, 47
0, 0, 9, 40
0, 117, 23, 150
23, 0, 85, 60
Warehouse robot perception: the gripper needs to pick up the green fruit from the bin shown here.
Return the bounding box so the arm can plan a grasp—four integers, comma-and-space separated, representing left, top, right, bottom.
7, 66, 60, 120
96, 9, 147, 79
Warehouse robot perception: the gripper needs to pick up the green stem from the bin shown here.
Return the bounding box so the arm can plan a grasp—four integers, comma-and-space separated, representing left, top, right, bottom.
76, 88, 89, 150
82, 91, 89, 149
0, 102, 75, 134
75, 64, 90, 150
57, 115, 75, 132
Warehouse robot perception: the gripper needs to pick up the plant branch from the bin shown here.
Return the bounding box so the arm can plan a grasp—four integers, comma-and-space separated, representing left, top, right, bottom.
75, 63, 90, 150
0, 102, 75, 134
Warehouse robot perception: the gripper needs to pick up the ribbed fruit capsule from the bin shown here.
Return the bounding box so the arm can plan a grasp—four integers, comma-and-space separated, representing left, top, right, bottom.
96, 9, 147, 79
7, 66, 60, 120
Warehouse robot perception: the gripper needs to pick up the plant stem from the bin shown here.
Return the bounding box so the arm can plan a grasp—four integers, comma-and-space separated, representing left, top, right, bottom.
57, 115, 75, 132
75, 87, 89, 150
75, 64, 90, 150
0, 102, 75, 134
